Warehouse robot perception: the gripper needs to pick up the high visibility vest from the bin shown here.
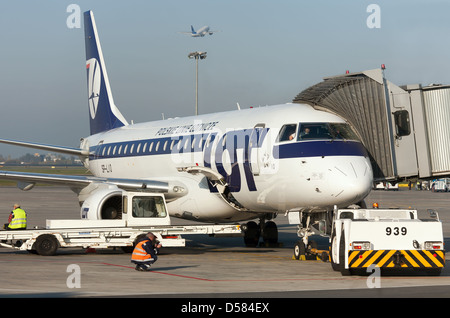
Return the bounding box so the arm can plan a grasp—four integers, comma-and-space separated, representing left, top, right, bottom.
8, 208, 27, 229
131, 240, 153, 261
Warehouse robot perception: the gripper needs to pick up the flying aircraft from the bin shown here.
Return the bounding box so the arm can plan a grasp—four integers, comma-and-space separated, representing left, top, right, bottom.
179, 25, 219, 37
0, 11, 373, 247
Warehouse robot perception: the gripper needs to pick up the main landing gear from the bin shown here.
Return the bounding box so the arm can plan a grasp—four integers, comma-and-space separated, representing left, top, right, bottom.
241, 217, 279, 247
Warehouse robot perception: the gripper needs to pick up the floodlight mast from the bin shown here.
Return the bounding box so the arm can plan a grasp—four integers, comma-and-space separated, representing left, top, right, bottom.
188, 51, 207, 116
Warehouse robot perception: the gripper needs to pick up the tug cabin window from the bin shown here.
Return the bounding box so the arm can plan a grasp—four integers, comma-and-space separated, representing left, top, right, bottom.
132, 196, 167, 218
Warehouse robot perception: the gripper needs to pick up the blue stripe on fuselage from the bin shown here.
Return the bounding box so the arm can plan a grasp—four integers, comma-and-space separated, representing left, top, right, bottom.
90, 135, 367, 161
273, 140, 368, 159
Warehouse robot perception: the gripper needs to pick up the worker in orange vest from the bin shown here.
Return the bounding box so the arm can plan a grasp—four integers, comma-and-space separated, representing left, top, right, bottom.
131, 232, 162, 271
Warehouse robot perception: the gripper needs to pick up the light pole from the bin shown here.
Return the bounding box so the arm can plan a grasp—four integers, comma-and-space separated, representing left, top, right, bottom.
188, 51, 207, 116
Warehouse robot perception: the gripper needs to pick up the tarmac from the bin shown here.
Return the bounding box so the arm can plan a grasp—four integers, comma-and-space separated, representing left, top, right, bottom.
0, 186, 450, 304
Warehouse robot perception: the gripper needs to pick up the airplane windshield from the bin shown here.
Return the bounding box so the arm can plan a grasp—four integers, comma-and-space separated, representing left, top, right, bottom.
298, 123, 359, 141
277, 124, 297, 142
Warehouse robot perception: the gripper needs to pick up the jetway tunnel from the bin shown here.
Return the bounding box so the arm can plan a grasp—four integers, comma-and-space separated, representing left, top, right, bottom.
293, 68, 450, 182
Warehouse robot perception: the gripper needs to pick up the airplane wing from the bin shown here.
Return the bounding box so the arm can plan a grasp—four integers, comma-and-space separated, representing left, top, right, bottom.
0, 138, 89, 157
0, 170, 187, 201
0, 138, 187, 199
0, 170, 162, 190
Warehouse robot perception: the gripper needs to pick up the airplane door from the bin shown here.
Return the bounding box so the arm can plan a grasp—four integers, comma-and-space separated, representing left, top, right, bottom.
250, 123, 265, 176
94, 140, 104, 160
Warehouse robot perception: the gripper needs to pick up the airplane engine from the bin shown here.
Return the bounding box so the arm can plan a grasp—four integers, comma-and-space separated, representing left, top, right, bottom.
80, 188, 124, 220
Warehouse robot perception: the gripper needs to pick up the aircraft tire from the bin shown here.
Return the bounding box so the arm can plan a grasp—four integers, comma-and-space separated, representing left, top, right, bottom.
243, 221, 260, 247
262, 221, 278, 245
294, 240, 306, 260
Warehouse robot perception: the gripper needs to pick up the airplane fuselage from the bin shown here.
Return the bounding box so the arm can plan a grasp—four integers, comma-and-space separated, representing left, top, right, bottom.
82, 103, 373, 223
192, 26, 210, 37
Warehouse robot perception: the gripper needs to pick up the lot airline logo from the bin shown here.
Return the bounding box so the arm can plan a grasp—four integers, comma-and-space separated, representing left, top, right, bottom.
86, 58, 101, 119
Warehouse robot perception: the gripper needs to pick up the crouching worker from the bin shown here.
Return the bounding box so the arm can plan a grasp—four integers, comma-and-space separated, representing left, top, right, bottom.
131, 232, 162, 271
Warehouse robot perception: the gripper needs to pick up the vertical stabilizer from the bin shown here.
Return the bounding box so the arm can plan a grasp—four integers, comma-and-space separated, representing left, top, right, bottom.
84, 11, 128, 135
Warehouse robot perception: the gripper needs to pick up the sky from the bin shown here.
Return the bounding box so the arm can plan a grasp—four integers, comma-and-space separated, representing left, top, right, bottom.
0, 0, 449, 157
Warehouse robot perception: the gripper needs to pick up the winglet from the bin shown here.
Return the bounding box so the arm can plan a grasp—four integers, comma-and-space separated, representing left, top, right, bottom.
84, 11, 128, 135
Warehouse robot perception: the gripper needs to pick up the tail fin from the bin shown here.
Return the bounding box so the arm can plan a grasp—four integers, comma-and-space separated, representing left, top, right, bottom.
84, 11, 128, 135
191, 25, 196, 34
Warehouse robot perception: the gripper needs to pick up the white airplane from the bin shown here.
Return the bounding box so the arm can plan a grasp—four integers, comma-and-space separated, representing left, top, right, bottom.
0, 11, 373, 246
179, 25, 218, 37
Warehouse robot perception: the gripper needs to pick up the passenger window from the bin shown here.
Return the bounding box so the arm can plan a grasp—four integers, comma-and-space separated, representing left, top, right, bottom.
277, 124, 297, 142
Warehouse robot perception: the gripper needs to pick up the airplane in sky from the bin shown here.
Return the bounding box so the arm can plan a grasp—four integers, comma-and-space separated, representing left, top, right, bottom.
0, 11, 373, 247
179, 25, 219, 37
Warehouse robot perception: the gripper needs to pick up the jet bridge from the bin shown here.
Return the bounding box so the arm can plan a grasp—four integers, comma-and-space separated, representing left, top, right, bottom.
293, 68, 450, 181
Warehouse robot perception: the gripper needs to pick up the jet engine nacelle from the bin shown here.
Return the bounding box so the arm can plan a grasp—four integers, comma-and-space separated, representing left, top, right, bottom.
80, 188, 125, 220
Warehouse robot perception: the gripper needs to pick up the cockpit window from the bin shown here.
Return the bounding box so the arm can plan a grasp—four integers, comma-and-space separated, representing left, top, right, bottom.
329, 123, 359, 140
298, 123, 359, 141
277, 124, 297, 142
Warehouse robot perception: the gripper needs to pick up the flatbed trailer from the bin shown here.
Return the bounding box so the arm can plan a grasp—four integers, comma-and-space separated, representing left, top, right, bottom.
0, 223, 242, 256
0, 191, 242, 255
330, 207, 445, 276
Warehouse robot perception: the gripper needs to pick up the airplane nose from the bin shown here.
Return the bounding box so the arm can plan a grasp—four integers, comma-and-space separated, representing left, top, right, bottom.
331, 157, 373, 205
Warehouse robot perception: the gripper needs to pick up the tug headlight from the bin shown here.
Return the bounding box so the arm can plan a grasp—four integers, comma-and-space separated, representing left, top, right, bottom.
424, 241, 444, 250
352, 241, 371, 250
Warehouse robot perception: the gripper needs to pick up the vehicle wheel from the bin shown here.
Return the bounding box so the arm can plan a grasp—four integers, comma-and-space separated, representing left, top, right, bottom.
262, 221, 278, 245
243, 221, 260, 247
339, 231, 351, 276
426, 268, 442, 276
34, 234, 58, 256
294, 240, 306, 260
330, 232, 340, 271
